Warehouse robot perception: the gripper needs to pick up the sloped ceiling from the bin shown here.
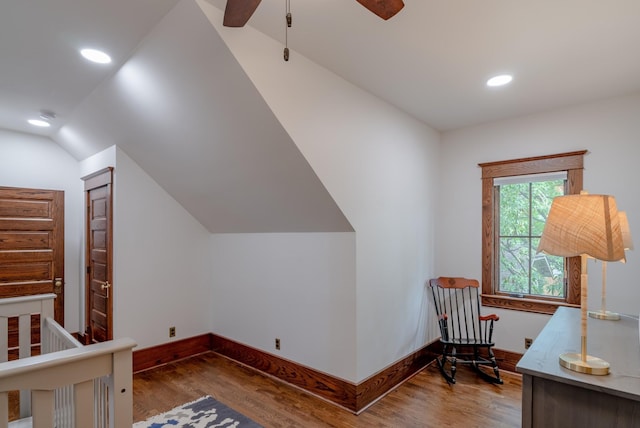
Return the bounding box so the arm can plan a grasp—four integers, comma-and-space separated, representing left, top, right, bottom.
55, 0, 352, 233
205, 0, 640, 131
3, 0, 640, 233
4, 1, 640, 136
0, 0, 179, 138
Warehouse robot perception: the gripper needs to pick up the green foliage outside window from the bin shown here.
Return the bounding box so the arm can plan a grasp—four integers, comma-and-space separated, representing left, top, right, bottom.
498, 179, 565, 297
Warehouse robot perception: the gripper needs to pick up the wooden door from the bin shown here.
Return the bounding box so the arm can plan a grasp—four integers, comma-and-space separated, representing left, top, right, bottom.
83, 168, 113, 343
0, 187, 65, 324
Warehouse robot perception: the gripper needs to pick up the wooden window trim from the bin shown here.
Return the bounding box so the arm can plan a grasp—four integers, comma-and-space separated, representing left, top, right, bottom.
479, 150, 587, 315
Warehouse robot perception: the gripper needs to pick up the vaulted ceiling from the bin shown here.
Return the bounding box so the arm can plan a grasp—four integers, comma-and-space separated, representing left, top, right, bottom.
2, 0, 640, 232
4, 0, 640, 137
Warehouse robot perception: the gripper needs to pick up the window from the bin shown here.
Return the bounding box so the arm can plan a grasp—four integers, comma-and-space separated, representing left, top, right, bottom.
479, 151, 587, 314
496, 173, 565, 298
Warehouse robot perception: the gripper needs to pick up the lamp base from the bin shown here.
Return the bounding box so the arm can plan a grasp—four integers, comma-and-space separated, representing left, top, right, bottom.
559, 353, 610, 375
588, 310, 620, 321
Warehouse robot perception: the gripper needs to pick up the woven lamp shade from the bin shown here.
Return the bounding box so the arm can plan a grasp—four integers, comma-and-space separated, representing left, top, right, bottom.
538, 194, 625, 262
620, 211, 634, 251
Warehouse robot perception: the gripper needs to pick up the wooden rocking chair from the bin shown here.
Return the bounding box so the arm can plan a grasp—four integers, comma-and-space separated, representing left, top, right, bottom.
429, 277, 502, 384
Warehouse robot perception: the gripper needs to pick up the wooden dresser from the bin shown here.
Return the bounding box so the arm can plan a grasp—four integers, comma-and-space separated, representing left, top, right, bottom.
516, 306, 640, 428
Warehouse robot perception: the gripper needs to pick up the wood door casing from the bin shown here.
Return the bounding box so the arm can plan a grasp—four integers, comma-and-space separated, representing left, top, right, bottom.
84, 168, 113, 343
0, 186, 65, 324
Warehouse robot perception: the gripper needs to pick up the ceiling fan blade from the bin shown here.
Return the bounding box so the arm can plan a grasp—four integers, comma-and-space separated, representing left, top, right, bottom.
223, 0, 262, 27
355, 0, 405, 20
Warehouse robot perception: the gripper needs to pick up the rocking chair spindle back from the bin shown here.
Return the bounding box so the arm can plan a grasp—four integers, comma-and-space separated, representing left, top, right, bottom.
429, 277, 502, 385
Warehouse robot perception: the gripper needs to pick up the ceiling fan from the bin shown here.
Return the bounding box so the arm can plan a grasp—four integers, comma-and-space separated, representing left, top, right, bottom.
223, 0, 405, 27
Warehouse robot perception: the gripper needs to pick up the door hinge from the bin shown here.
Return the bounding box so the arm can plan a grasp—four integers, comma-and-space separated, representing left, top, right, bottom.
86, 266, 91, 274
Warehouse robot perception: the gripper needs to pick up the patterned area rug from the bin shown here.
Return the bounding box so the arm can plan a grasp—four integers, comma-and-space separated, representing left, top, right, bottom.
133, 395, 263, 428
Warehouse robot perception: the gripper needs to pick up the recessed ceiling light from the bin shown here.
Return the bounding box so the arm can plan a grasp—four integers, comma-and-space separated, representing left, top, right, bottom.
487, 74, 513, 87
28, 119, 51, 127
28, 110, 56, 128
80, 48, 112, 64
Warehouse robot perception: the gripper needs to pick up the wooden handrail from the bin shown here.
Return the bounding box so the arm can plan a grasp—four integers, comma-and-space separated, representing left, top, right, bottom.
0, 338, 137, 389
0, 293, 56, 316
0, 337, 136, 428
1, 294, 137, 428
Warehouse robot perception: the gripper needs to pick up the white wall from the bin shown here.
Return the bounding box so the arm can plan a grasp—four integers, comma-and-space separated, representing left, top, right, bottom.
0, 129, 83, 331
200, 1, 441, 382
211, 232, 357, 380
440, 92, 640, 352
80, 146, 213, 349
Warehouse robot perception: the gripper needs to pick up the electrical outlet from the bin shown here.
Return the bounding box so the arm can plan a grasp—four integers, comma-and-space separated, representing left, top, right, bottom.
169, 326, 176, 338
525, 337, 533, 349
275, 338, 280, 350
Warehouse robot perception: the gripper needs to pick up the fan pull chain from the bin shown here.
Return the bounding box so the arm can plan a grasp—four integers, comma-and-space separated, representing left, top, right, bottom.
284, 0, 292, 61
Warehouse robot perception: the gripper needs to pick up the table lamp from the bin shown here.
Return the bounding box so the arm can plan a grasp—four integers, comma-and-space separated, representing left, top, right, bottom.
537, 193, 625, 375
589, 211, 634, 320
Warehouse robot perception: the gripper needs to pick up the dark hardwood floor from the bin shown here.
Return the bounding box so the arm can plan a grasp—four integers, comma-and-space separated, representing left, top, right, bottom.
133, 352, 522, 427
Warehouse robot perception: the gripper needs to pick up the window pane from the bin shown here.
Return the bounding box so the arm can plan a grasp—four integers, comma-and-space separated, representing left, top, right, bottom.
499, 183, 530, 236
531, 180, 564, 236
531, 238, 565, 297
497, 176, 566, 298
499, 237, 530, 294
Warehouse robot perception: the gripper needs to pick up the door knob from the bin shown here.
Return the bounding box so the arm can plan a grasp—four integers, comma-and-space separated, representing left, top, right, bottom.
54, 278, 63, 293
101, 281, 111, 298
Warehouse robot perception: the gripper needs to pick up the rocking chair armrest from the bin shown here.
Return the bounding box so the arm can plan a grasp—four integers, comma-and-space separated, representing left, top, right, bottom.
479, 314, 500, 322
